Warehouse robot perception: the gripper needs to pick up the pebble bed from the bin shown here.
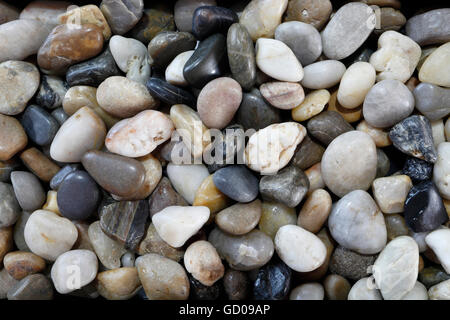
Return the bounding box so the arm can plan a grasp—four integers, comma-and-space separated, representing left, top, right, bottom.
0, 0, 449, 301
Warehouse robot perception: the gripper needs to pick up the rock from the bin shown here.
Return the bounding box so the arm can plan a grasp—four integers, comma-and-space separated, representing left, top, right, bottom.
406, 9, 450, 46
321, 3, 375, 60
183, 33, 227, 88
37, 24, 104, 74
19, 1, 71, 26
51, 249, 98, 294
425, 229, 450, 274
402, 156, 433, 183
385, 214, 409, 241
329, 190, 387, 254
0, 226, 12, 261
356, 120, 391, 147
10, 171, 46, 212
223, 269, 249, 300
66, 49, 120, 87
42, 191, 60, 216
100, 0, 143, 35
253, 259, 291, 300
291, 89, 330, 121
328, 91, 362, 123
148, 31, 196, 69
239, 0, 287, 41
24, 210, 78, 261
138, 223, 184, 261
284, 0, 332, 30
213, 165, 259, 202
255, 38, 303, 82
128, 8, 175, 44
337, 62, 376, 109
184, 240, 224, 286
321, 131, 377, 197
105, 110, 174, 158
174, 0, 217, 32
49, 164, 80, 190
372, 175, 412, 214
431, 120, 446, 147
96, 267, 141, 300
375, 7, 406, 34
323, 274, 351, 300
297, 189, 331, 233
275, 225, 326, 272
192, 6, 238, 40
307, 111, 353, 146
192, 175, 229, 215
20, 105, 59, 147
57, 170, 100, 221
290, 283, 324, 300
429, 279, 450, 300
227, 23, 256, 90
259, 201, 296, 239
419, 266, 450, 288
0, 183, 20, 228
236, 88, 281, 131
260, 82, 304, 110
188, 274, 220, 300
20, 147, 60, 183
434, 142, 450, 199
88, 221, 126, 269
329, 246, 376, 281
0, 20, 51, 63
167, 163, 209, 204
305, 162, 325, 193
389, 115, 437, 163
0, 268, 18, 299
7, 274, 53, 300
36, 75, 68, 109
51, 108, 69, 128
301, 60, 346, 89
13, 211, 30, 252
363, 79, 415, 128
404, 180, 448, 233
369, 31, 421, 83
419, 42, 450, 88
121, 252, 135, 267
0, 158, 19, 183
165, 51, 195, 87
148, 177, 188, 217
209, 228, 274, 271
0, 1, 18, 24
215, 200, 261, 235
50, 107, 106, 163
348, 278, 382, 300
290, 135, 324, 170
372, 236, 419, 300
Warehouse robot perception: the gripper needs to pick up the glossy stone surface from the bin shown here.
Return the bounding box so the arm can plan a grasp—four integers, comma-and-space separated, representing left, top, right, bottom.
290, 135, 324, 170
213, 166, 259, 203
307, 111, 353, 146
215, 199, 261, 235
284, 0, 332, 30
174, 0, 217, 32
148, 31, 196, 69
100, 0, 144, 35
50, 164, 81, 190
192, 6, 238, 40
259, 202, 296, 240
128, 8, 175, 44
402, 157, 433, 183
96, 267, 141, 300
291, 89, 329, 121
36, 75, 69, 109
0, 115, 28, 161
20, 148, 60, 183
148, 177, 188, 216
419, 42, 450, 88
253, 259, 291, 300
20, 105, 59, 147
146, 77, 196, 107
301, 60, 346, 89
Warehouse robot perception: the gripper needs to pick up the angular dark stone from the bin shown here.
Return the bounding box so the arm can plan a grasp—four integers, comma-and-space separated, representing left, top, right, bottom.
7, 274, 53, 300
51, 108, 69, 125
192, 6, 238, 40
99, 199, 149, 250
402, 156, 433, 184
35, 75, 69, 109
148, 177, 188, 217
66, 49, 120, 87
213, 165, 259, 203
253, 259, 291, 300
183, 33, 227, 88
20, 105, 59, 146
290, 135, 324, 170
307, 111, 353, 145
236, 88, 281, 131
148, 31, 196, 69
57, 170, 100, 221
146, 77, 196, 107
404, 180, 448, 233
127, 8, 176, 45
259, 166, 309, 208
223, 269, 249, 300
49, 164, 81, 190
329, 246, 376, 281
389, 115, 437, 163
419, 266, 450, 289
189, 275, 221, 300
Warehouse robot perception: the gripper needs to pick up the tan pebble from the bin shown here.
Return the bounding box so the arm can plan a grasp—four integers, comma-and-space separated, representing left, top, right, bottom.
0, 227, 13, 263
215, 199, 262, 235
356, 120, 392, 147
42, 191, 60, 216
372, 175, 412, 214
138, 223, 184, 262
419, 42, 450, 88
3, 251, 46, 280
96, 267, 141, 300
260, 82, 305, 110
184, 240, 224, 286
0, 115, 28, 161
323, 274, 351, 300
327, 90, 362, 123
305, 162, 325, 194
193, 175, 230, 216
20, 148, 60, 182
259, 201, 296, 239
292, 89, 330, 121
72, 221, 95, 252
298, 189, 332, 233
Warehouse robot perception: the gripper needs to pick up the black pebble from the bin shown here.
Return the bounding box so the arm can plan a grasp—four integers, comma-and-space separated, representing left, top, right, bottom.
192, 6, 238, 40
20, 105, 59, 146
146, 77, 196, 107
253, 259, 292, 300
402, 156, 433, 183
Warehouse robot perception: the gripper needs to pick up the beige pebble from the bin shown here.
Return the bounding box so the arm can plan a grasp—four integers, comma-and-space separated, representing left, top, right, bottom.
431, 120, 446, 147
215, 199, 261, 235
291, 89, 330, 121
193, 175, 230, 216
372, 175, 412, 214
356, 120, 392, 147
184, 240, 224, 286
96, 267, 141, 300
42, 191, 60, 216
289, 283, 324, 300
88, 221, 126, 269
337, 62, 376, 109
419, 42, 450, 88
3, 251, 44, 280
260, 82, 305, 110
298, 189, 332, 233
305, 162, 325, 194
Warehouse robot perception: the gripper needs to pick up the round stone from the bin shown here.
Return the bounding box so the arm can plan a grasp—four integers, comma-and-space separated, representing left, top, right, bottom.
307, 111, 353, 146
138, 223, 184, 261
259, 201, 297, 240
3, 251, 46, 280
88, 221, 126, 269
406, 9, 450, 46
297, 189, 332, 233
253, 259, 291, 300
213, 166, 259, 203
20, 147, 60, 183
414, 83, 450, 121
419, 42, 450, 88
301, 60, 346, 89
337, 62, 376, 109
323, 274, 351, 300
192, 6, 238, 40
348, 278, 382, 300
0, 115, 27, 161
356, 120, 391, 147
10, 171, 45, 212
429, 279, 450, 300
148, 177, 188, 217
329, 246, 376, 281
425, 229, 450, 274
291, 135, 324, 170
260, 82, 304, 110
192, 175, 229, 214
184, 240, 224, 286
215, 199, 261, 235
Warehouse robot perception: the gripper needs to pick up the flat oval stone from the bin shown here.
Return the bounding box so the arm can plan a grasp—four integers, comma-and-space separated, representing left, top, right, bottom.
100, 0, 144, 35
402, 156, 433, 184
260, 82, 304, 110
363, 79, 415, 128
284, 0, 332, 30
329, 190, 387, 254
88, 221, 126, 269
406, 9, 450, 46
253, 259, 291, 300
10, 171, 45, 212
290, 283, 324, 300
20, 105, 59, 146
329, 246, 376, 281
35, 75, 68, 109
227, 23, 256, 91
215, 199, 261, 235
192, 6, 238, 40
57, 170, 100, 221
165, 50, 194, 87
24, 210, 78, 261
337, 62, 376, 109
0, 182, 20, 228
4, 251, 46, 280
174, 0, 217, 32
321, 3, 375, 60
7, 274, 53, 300
148, 31, 196, 69
0, 115, 28, 161
50, 107, 106, 163
184, 240, 224, 286
307, 111, 353, 146
291, 89, 330, 122
434, 142, 450, 200
146, 77, 196, 107
148, 177, 188, 217
301, 60, 346, 89
96, 267, 141, 300
128, 8, 175, 44
183, 33, 227, 88
208, 228, 274, 271
213, 165, 259, 202
0, 61, 40, 115
414, 83, 450, 121
167, 163, 210, 204
419, 42, 450, 88
404, 180, 448, 233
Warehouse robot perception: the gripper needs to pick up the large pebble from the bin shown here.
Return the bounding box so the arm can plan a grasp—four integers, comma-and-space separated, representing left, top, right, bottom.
406, 9, 450, 46
10, 171, 45, 212
372, 175, 412, 214
414, 83, 450, 121
213, 166, 259, 203
3, 251, 45, 280
215, 199, 261, 235
184, 240, 224, 286
301, 60, 346, 89
337, 62, 375, 109
192, 6, 238, 40
88, 221, 126, 269
100, 0, 144, 35
0, 183, 20, 228
419, 42, 450, 88
434, 142, 450, 199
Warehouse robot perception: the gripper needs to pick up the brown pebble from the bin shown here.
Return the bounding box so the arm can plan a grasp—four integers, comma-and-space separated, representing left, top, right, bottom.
3, 251, 46, 280
323, 274, 351, 300
298, 189, 332, 233
327, 90, 362, 123
138, 223, 184, 262
96, 267, 141, 300
0, 227, 13, 265
148, 177, 188, 217
285, 0, 332, 30
0, 115, 28, 161
20, 147, 60, 182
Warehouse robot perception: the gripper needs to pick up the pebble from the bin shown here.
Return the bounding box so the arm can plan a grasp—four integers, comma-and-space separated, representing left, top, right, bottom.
192, 175, 229, 214
347, 278, 382, 300
20, 105, 59, 147
255, 38, 303, 82
403, 156, 433, 183
96, 267, 141, 300
51, 249, 98, 294
376, 150, 390, 179
57, 170, 100, 221
337, 62, 376, 109
188, 275, 220, 300
192, 6, 238, 40
419, 266, 450, 288
275, 225, 326, 272
389, 115, 437, 163
323, 274, 351, 300
20, 147, 60, 183
24, 210, 78, 261
183, 33, 227, 88
297, 189, 331, 233
301, 60, 346, 89
259, 166, 309, 207
138, 223, 184, 262
223, 269, 248, 300
259, 201, 296, 239
329, 246, 376, 281
227, 23, 256, 90
253, 259, 291, 300
327, 91, 362, 123
363, 79, 415, 128
50, 107, 106, 162
100, 0, 144, 35
88, 221, 127, 269
419, 42, 450, 88
236, 88, 281, 131
152, 206, 210, 248
105, 110, 174, 158
372, 175, 412, 214
385, 214, 409, 241
148, 177, 188, 217
7, 274, 53, 300
184, 240, 224, 286
215, 199, 261, 235
307, 111, 353, 146
148, 31, 196, 69
136, 253, 190, 300
42, 191, 60, 216
284, 0, 332, 30
213, 165, 259, 202
434, 142, 450, 199
0, 158, 19, 183
165, 51, 194, 86
372, 236, 419, 300
167, 163, 209, 204
290, 283, 324, 300
406, 9, 450, 46
0, 1, 19, 24
290, 135, 324, 170
51, 108, 69, 126
292, 89, 330, 122
0, 226, 12, 262
66, 49, 121, 87
209, 228, 274, 271
329, 190, 387, 254
37, 24, 104, 74
36, 75, 69, 109
376, 7, 406, 34
260, 82, 304, 110
321, 3, 375, 60
425, 229, 450, 273
429, 279, 450, 300
13, 211, 30, 252
0, 183, 20, 228
305, 162, 325, 193
128, 8, 175, 44
370, 31, 421, 83
431, 120, 446, 147
10, 171, 45, 212
174, 0, 217, 32
0, 268, 18, 299
50, 164, 80, 190
356, 120, 391, 147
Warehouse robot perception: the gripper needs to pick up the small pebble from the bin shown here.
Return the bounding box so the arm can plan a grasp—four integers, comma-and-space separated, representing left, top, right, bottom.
213, 165, 259, 203
20, 105, 59, 147
292, 89, 330, 122
167, 163, 210, 204
184, 240, 224, 286
128, 8, 175, 44
356, 120, 391, 147
414, 83, 450, 121
433, 142, 450, 199
148, 177, 188, 217
307, 111, 353, 146
165, 51, 194, 87
96, 267, 141, 300
347, 278, 382, 300
429, 279, 450, 300
20, 147, 60, 183
337, 62, 376, 109
260, 81, 304, 110
174, 0, 217, 32
329, 246, 376, 281
284, 0, 331, 30
297, 189, 331, 233
215, 199, 261, 236
100, 0, 144, 35
253, 259, 291, 300
323, 274, 351, 300
148, 31, 196, 69
402, 156, 433, 183
10, 171, 45, 212
192, 6, 238, 40
0, 182, 20, 228
223, 269, 248, 300
290, 135, 324, 170
301, 60, 346, 90
138, 223, 184, 262
36, 75, 68, 109
289, 283, 324, 300
259, 201, 297, 240
406, 8, 450, 46
372, 175, 412, 214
